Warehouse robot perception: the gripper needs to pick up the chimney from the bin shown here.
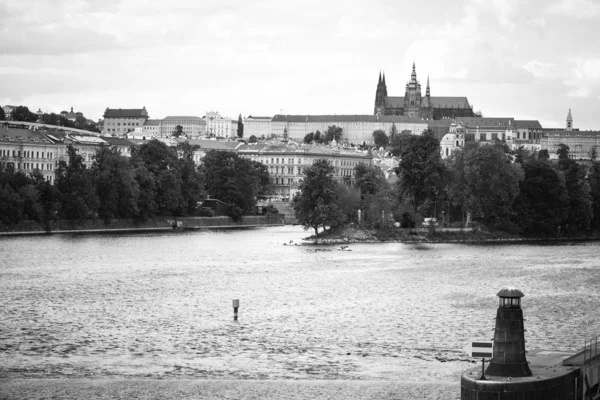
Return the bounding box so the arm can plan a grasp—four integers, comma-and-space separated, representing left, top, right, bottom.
485, 287, 532, 377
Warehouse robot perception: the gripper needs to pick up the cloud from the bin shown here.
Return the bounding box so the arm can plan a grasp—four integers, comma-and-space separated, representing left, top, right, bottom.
523, 61, 558, 78
564, 59, 600, 98
547, 0, 600, 19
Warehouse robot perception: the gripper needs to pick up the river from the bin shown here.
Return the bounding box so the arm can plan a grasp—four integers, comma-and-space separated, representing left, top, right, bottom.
0, 226, 598, 383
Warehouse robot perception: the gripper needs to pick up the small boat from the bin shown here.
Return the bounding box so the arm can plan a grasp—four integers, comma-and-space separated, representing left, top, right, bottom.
338, 245, 351, 251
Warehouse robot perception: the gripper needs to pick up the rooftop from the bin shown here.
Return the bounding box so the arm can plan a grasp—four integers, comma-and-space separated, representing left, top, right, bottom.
272, 114, 429, 123
104, 107, 148, 118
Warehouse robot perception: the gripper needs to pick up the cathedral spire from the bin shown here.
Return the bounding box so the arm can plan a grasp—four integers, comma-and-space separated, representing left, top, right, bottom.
426, 75, 430, 96
411, 61, 417, 80
378, 71, 382, 85
566, 108, 573, 131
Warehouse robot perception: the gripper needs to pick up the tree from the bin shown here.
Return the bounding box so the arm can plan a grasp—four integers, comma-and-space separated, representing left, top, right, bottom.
173, 125, 184, 138
562, 161, 593, 234
557, 143, 570, 170
303, 132, 315, 144
589, 146, 598, 162
324, 125, 342, 143
588, 161, 600, 231
55, 144, 99, 220
372, 129, 389, 148
538, 149, 550, 161
11, 106, 38, 122
447, 143, 523, 228
0, 107, 5, 121
0, 183, 24, 224
389, 130, 413, 156
389, 123, 398, 139
237, 114, 244, 138
396, 130, 446, 215
249, 135, 258, 143
292, 159, 344, 235
513, 159, 569, 236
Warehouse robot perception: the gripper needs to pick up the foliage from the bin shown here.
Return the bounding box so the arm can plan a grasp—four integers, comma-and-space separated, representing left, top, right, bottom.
447, 143, 523, 228
0, 183, 24, 224
372, 129, 389, 148
237, 114, 244, 138
388, 130, 413, 156
396, 130, 446, 215
562, 161, 593, 233
173, 125, 184, 138
589, 161, 600, 231
201, 151, 270, 220
40, 112, 99, 133
12, 106, 38, 122
512, 159, 569, 236
537, 149, 549, 161
249, 135, 258, 143
0, 107, 5, 121
292, 159, 344, 235
303, 127, 342, 144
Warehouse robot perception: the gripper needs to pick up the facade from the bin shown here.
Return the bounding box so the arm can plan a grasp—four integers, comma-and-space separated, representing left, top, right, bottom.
541, 131, 600, 160
57, 133, 110, 169
102, 107, 149, 136
244, 116, 272, 139
514, 120, 542, 144
142, 119, 161, 139
238, 142, 373, 198
176, 139, 243, 165
205, 111, 237, 138
271, 114, 429, 145
440, 121, 466, 159
2, 105, 17, 120
102, 137, 135, 157
0, 124, 59, 183
60, 107, 83, 122
455, 117, 515, 143
374, 63, 476, 119
160, 116, 205, 138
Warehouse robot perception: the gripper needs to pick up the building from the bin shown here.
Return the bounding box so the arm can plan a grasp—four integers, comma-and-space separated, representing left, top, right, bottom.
0, 124, 60, 183
455, 117, 515, 143
205, 111, 237, 138
175, 138, 242, 165
244, 116, 272, 139
102, 137, 135, 157
56, 132, 110, 169
238, 142, 373, 198
60, 107, 83, 122
514, 120, 542, 144
374, 63, 476, 119
440, 121, 466, 159
102, 107, 149, 136
541, 131, 600, 160
2, 105, 17, 120
271, 114, 429, 145
160, 116, 205, 138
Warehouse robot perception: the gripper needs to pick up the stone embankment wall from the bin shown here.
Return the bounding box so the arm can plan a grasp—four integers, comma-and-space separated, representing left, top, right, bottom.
0, 215, 285, 236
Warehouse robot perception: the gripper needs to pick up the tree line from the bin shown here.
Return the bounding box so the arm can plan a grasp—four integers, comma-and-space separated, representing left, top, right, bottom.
1, 105, 101, 133
293, 130, 600, 237
0, 140, 272, 226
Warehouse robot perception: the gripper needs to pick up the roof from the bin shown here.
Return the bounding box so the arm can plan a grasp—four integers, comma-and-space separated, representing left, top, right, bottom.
497, 287, 524, 298
245, 116, 272, 120
162, 116, 204, 122
543, 130, 600, 137
272, 114, 429, 123
103, 137, 134, 147
514, 120, 543, 130
179, 139, 242, 151
144, 119, 161, 126
383, 96, 471, 108
104, 107, 148, 118
456, 117, 514, 128
238, 142, 372, 159
0, 125, 56, 145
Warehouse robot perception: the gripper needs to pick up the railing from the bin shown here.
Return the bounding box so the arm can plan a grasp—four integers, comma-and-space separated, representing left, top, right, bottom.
584, 336, 599, 364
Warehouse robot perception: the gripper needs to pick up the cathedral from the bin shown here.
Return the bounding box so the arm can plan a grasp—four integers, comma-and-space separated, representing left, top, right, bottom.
374, 62, 476, 119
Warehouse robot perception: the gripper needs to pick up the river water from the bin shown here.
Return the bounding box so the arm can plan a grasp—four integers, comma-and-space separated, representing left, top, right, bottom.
0, 226, 599, 383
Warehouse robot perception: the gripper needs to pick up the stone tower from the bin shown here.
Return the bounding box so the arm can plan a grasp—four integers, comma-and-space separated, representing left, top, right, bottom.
374, 72, 387, 115
403, 62, 422, 118
422, 75, 431, 109
566, 108, 573, 131
485, 287, 532, 377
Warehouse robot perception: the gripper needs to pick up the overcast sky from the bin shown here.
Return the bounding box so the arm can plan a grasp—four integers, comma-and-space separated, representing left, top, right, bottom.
1, 0, 599, 129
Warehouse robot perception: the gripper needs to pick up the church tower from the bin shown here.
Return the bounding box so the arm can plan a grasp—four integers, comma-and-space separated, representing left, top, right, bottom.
566, 108, 573, 131
421, 75, 432, 114
404, 62, 422, 118
374, 71, 387, 115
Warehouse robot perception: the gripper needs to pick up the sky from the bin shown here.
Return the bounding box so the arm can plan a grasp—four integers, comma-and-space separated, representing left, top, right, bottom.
1, 0, 599, 130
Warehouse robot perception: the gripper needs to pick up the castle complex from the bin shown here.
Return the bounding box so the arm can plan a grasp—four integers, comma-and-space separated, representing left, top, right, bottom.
374, 62, 476, 120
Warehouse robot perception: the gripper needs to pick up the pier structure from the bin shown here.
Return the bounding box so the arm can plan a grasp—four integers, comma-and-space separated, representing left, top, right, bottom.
461, 287, 600, 399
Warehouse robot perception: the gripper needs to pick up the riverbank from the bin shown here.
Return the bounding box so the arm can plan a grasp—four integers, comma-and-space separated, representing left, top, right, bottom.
0, 379, 458, 400
0, 215, 285, 236
305, 225, 600, 244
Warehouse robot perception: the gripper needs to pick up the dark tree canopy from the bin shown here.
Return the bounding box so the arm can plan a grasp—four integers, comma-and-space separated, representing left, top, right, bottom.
237, 114, 244, 138
372, 129, 389, 148
12, 106, 38, 122
292, 159, 344, 235
173, 125, 184, 138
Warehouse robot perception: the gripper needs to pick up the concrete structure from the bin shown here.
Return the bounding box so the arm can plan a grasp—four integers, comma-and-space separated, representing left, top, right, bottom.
0, 124, 59, 183
461, 287, 600, 399
270, 114, 429, 145
541, 130, 600, 160
456, 117, 515, 144
244, 116, 272, 139
374, 62, 476, 119
102, 107, 149, 136
141, 119, 161, 139
238, 141, 373, 198
160, 116, 205, 138
205, 111, 237, 138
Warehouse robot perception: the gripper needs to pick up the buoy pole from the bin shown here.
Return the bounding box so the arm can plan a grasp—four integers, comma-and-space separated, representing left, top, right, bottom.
233, 299, 239, 321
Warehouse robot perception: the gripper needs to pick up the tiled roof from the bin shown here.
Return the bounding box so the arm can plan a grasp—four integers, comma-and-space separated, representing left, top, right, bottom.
543, 130, 600, 137
144, 119, 161, 126
456, 117, 515, 128
180, 139, 242, 150
245, 116, 272, 120
384, 97, 404, 107
103, 137, 134, 147
238, 142, 372, 158
383, 97, 471, 109
272, 114, 428, 123
162, 116, 204, 122
514, 120, 543, 130
104, 108, 148, 118
0, 125, 56, 144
